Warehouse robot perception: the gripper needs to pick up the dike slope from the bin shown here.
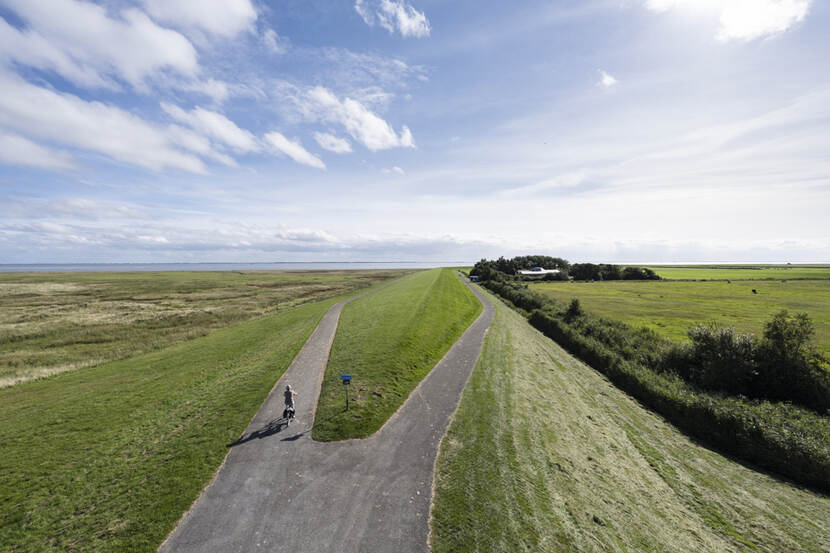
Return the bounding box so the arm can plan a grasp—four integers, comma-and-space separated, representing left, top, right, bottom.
432, 288, 830, 553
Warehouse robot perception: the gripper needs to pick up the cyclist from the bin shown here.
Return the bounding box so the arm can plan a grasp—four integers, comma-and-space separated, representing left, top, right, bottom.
283, 384, 297, 421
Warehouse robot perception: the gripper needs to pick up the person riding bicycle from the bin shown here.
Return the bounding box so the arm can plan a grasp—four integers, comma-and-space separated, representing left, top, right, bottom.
283, 384, 297, 420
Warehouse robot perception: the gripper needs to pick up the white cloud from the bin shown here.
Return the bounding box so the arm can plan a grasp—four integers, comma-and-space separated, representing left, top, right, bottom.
355, 0, 430, 38
0, 130, 76, 170
718, 0, 809, 41
162, 103, 259, 153
263, 28, 289, 54
0, 17, 107, 89
309, 48, 427, 104
499, 172, 591, 198
355, 0, 373, 26
0, 72, 208, 173
625, 88, 830, 172
381, 166, 405, 175
599, 69, 618, 87
314, 132, 353, 154
264, 132, 326, 170
644, 0, 811, 41
304, 86, 415, 151
166, 125, 238, 167
142, 0, 257, 38
351, 87, 396, 111
181, 79, 230, 103
0, 0, 198, 89
2, 197, 147, 220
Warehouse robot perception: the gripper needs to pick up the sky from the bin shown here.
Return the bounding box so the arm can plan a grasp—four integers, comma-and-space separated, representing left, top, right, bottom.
1, 0, 828, 264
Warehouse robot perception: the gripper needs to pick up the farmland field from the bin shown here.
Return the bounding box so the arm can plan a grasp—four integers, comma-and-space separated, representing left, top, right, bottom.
0, 270, 408, 387
529, 279, 830, 354
644, 264, 830, 281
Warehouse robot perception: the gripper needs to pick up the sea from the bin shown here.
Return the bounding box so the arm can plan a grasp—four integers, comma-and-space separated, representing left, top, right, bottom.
0, 262, 467, 273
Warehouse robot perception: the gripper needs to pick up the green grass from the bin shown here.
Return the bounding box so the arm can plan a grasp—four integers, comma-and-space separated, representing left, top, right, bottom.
645, 264, 830, 281
529, 279, 830, 354
0, 269, 406, 387
312, 269, 482, 441
0, 294, 348, 553
431, 288, 830, 553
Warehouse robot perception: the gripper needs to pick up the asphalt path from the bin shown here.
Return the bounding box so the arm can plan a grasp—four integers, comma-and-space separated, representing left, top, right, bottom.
159, 275, 493, 553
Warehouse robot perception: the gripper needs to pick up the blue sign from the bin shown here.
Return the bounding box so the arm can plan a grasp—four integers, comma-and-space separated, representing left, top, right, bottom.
340, 374, 352, 383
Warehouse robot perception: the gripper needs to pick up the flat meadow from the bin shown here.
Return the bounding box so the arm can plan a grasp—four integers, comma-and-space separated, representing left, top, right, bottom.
0, 270, 408, 387
646, 264, 830, 281
529, 265, 830, 354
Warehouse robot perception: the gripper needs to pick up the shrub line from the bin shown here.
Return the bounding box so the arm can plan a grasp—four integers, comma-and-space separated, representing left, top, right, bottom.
480, 278, 830, 494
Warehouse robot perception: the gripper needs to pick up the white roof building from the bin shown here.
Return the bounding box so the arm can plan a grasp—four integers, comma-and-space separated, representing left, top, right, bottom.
517, 267, 561, 275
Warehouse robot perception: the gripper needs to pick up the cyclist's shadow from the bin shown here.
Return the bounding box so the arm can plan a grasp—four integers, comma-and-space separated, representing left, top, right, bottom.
227, 417, 290, 447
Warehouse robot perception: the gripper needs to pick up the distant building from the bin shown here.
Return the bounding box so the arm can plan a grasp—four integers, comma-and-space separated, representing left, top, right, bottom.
517, 267, 560, 276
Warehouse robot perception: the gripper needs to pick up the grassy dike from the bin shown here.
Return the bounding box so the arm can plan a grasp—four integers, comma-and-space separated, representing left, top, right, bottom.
431, 289, 830, 553
313, 269, 482, 441
0, 295, 345, 553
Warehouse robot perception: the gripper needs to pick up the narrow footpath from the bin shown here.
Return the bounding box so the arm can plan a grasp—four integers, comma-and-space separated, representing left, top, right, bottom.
159, 276, 493, 553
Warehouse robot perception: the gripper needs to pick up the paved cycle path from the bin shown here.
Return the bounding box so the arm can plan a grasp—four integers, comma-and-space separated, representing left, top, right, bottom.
159, 276, 493, 553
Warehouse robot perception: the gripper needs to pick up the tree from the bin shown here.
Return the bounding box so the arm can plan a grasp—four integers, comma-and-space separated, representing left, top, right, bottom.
756, 310, 830, 410
564, 298, 583, 321
570, 263, 599, 281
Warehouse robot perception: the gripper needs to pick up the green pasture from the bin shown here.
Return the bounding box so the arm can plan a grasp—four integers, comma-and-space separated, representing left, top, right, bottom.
313, 269, 482, 441
645, 264, 830, 281
0, 269, 405, 387
431, 289, 830, 553
0, 294, 354, 553
529, 279, 830, 354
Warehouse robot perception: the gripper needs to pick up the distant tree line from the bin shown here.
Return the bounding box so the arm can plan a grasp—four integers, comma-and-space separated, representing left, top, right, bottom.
470, 256, 660, 281
568, 263, 660, 281
473, 255, 570, 278
475, 277, 830, 493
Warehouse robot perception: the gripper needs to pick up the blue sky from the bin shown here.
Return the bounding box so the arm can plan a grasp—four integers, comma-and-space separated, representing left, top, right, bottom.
1, 0, 828, 263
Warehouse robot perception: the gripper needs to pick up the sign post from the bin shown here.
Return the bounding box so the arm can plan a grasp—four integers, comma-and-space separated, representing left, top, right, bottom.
339, 374, 352, 410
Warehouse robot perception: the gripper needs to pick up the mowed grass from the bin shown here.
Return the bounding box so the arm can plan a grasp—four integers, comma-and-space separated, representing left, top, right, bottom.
0, 269, 406, 387
431, 289, 830, 553
645, 264, 830, 281
0, 295, 347, 553
313, 269, 482, 441
529, 279, 830, 354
